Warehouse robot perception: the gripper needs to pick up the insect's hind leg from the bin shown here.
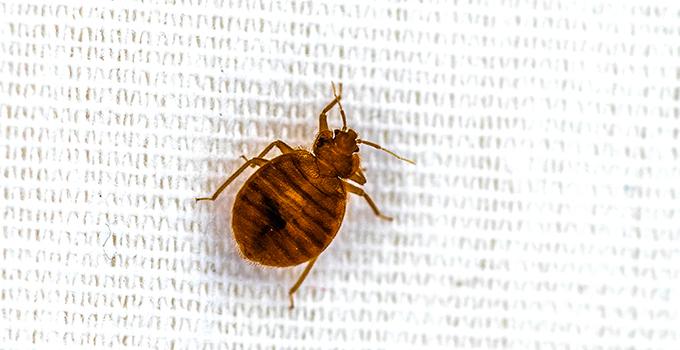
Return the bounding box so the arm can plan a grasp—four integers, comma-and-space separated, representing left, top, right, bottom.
343, 181, 394, 221
289, 256, 319, 309
195, 157, 269, 202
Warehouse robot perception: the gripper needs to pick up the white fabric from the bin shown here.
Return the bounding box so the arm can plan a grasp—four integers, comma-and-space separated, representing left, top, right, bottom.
2, 0, 679, 348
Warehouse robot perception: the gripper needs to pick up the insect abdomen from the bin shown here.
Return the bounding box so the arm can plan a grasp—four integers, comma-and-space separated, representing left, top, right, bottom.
232, 152, 346, 267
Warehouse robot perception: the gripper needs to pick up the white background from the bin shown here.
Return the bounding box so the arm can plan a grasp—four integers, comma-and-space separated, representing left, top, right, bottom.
1, 0, 679, 349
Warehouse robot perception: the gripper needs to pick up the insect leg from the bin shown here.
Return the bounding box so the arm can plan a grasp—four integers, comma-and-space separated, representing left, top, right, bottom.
239, 157, 268, 166
289, 256, 318, 309
347, 168, 367, 185
255, 140, 294, 157
195, 157, 269, 202
241, 140, 295, 168
318, 82, 343, 132
343, 181, 394, 221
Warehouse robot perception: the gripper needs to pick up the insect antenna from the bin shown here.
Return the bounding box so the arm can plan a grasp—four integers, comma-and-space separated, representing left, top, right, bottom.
357, 139, 416, 165
331, 82, 348, 130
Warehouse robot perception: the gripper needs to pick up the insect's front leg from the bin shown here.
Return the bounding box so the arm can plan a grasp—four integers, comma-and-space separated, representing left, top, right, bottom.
254, 140, 295, 158
343, 181, 393, 221
195, 157, 268, 202
346, 168, 367, 185
241, 140, 295, 168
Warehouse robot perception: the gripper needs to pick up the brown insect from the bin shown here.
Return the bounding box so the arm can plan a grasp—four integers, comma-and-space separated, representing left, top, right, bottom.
196, 83, 413, 308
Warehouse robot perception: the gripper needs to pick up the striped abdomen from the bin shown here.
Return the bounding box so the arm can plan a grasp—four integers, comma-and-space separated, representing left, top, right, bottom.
231, 151, 347, 267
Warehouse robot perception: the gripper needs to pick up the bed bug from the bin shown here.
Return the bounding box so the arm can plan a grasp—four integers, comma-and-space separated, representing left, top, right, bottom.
196, 83, 414, 308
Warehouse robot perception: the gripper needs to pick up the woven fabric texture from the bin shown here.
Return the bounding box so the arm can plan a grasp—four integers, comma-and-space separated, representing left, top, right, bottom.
1, 0, 679, 349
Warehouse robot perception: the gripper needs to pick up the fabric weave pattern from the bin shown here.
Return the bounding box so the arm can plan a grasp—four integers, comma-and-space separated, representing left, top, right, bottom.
1, 1, 678, 349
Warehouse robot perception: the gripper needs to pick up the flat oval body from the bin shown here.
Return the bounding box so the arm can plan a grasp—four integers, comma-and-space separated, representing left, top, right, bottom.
231, 150, 347, 267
